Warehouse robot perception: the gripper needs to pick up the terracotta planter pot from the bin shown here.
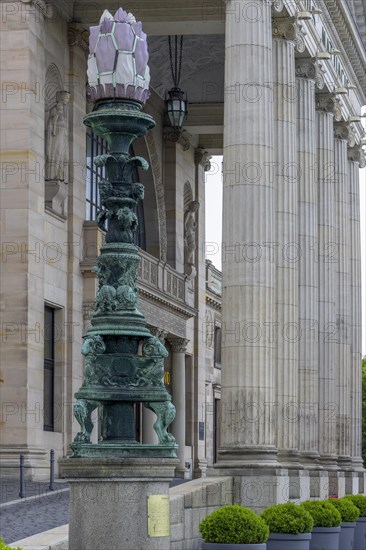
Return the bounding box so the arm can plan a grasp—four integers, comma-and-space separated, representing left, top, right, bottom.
266, 532, 311, 550
202, 544, 267, 550
309, 526, 340, 550
339, 522, 356, 550
354, 517, 366, 550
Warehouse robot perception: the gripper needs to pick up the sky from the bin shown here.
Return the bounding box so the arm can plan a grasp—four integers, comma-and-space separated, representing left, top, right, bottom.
205, 150, 366, 355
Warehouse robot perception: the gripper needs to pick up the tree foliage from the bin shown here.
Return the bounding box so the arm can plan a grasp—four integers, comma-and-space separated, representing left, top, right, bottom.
362, 356, 366, 466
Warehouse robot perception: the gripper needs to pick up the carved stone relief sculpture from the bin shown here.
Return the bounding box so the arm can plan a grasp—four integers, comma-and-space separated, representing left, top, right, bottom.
45, 90, 70, 181
184, 200, 200, 280
44, 84, 70, 218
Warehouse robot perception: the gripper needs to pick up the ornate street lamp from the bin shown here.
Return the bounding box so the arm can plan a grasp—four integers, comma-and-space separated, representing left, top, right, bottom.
165, 36, 188, 130
71, 7, 177, 458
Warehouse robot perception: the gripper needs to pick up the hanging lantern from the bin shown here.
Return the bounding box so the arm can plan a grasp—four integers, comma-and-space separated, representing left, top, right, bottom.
165, 36, 188, 130
165, 87, 188, 129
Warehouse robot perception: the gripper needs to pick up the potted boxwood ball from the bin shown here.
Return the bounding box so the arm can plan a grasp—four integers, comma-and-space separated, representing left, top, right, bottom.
344, 494, 366, 550
300, 500, 342, 550
327, 497, 359, 550
261, 502, 314, 550
199, 504, 270, 549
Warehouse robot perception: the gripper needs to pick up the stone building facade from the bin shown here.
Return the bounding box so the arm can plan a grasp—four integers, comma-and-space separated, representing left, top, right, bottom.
0, 0, 365, 501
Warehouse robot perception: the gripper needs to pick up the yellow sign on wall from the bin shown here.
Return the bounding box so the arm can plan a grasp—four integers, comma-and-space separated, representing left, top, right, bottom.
147, 495, 170, 537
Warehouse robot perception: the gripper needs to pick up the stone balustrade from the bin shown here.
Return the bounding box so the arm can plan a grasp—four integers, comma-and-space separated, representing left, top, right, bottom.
80, 222, 189, 314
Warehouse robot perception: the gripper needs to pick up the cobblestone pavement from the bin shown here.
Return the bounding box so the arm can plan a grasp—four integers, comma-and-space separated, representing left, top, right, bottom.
1, 479, 68, 504
0, 489, 69, 544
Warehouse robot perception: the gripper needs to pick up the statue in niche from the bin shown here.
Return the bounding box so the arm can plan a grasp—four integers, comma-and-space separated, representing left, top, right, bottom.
45, 90, 71, 181
184, 200, 200, 279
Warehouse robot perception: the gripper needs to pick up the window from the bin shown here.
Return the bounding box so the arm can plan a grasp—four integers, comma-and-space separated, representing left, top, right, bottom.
86, 128, 108, 221
44, 306, 55, 431
214, 398, 221, 463
214, 326, 222, 366
85, 129, 146, 249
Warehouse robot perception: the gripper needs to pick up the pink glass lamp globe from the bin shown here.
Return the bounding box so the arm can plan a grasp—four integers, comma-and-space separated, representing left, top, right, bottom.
87, 8, 150, 103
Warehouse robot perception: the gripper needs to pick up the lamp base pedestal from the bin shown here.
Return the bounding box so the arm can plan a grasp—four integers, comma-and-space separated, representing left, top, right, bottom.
60, 457, 178, 550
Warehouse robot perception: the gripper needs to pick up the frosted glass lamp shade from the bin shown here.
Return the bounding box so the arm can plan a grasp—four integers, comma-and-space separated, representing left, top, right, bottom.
87, 8, 150, 103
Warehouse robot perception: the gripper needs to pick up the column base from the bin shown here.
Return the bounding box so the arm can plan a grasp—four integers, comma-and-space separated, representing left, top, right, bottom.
0, 445, 49, 481
318, 454, 340, 471
338, 455, 353, 471
216, 445, 279, 468
351, 457, 365, 472
174, 467, 187, 479
193, 458, 208, 478
59, 457, 179, 550
277, 449, 303, 470
299, 451, 323, 470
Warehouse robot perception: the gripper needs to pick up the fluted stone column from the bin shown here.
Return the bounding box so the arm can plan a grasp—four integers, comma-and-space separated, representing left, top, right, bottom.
296, 62, 321, 468
333, 124, 352, 470
272, 25, 300, 469
218, 0, 278, 468
348, 145, 365, 476
316, 94, 339, 472
170, 338, 189, 477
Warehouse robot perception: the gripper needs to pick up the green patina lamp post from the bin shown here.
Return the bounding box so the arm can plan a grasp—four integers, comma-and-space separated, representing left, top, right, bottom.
71, 7, 177, 459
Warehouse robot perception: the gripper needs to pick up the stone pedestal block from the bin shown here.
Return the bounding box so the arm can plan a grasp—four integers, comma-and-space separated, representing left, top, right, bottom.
288, 470, 310, 501
309, 470, 329, 499
228, 468, 289, 511
45, 180, 68, 218
328, 471, 345, 497
60, 457, 178, 550
344, 471, 359, 495
358, 471, 365, 494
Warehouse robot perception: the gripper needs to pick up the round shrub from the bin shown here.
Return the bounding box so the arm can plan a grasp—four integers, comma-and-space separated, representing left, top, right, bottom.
300, 500, 342, 528
328, 498, 360, 522
199, 505, 270, 544
344, 495, 366, 517
0, 538, 21, 550
261, 502, 314, 534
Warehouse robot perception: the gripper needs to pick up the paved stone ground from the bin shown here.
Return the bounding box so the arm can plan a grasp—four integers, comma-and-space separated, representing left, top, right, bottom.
0, 478, 189, 544
0, 479, 68, 504
0, 490, 69, 544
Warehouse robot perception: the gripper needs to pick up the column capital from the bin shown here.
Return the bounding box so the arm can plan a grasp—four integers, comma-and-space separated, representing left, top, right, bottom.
194, 148, 212, 171
169, 337, 189, 353
315, 92, 342, 120
163, 128, 190, 151
21, 0, 53, 18
68, 24, 89, 52
334, 121, 356, 147
347, 145, 366, 167
295, 59, 325, 89
272, 17, 306, 53
149, 327, 169, 344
